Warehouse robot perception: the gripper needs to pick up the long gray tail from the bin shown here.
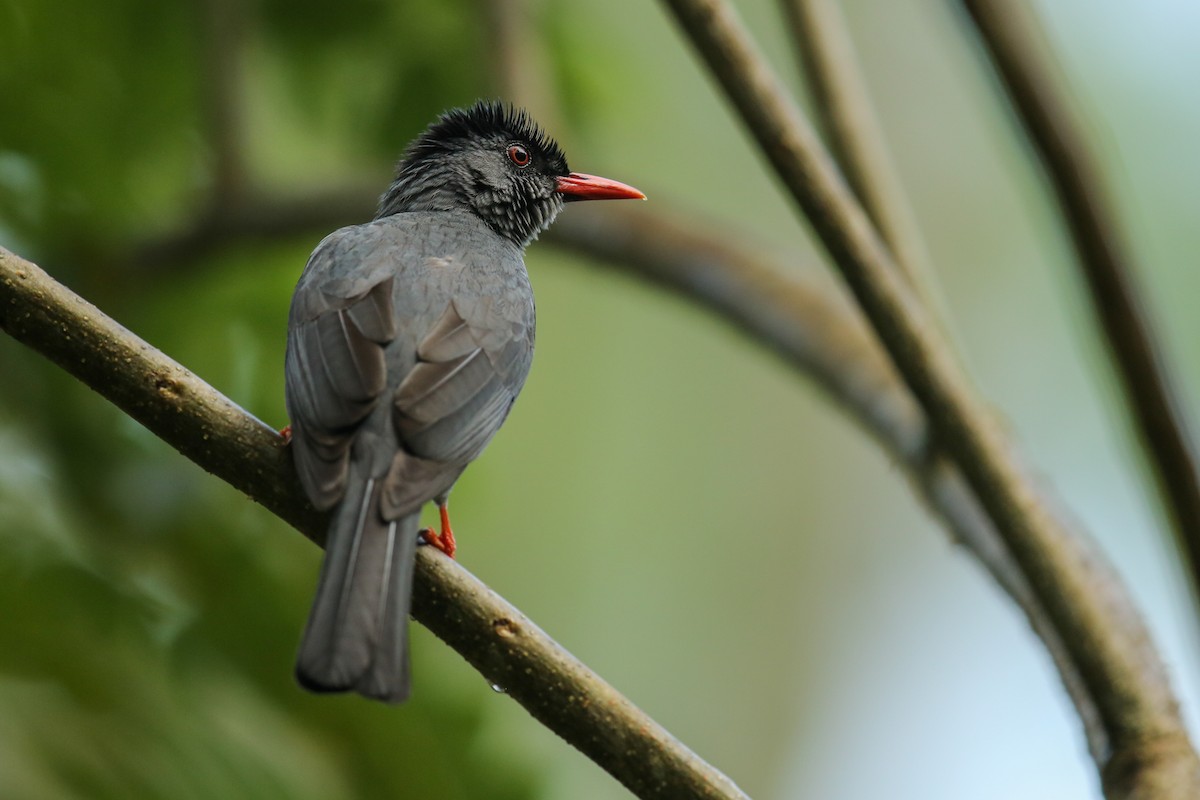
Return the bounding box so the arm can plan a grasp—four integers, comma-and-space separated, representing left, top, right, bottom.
296, 476, 419, 703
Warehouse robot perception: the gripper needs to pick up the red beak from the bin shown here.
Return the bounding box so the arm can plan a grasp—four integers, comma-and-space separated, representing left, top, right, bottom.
555, 172, 646, 202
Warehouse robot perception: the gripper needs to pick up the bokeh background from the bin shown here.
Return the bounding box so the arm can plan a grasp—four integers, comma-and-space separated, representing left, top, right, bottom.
2, 0, 1199, 798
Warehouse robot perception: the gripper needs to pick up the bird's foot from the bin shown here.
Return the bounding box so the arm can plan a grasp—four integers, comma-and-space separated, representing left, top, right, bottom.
420, 527, 457, 558
279, 425, 292, 444
419, 503, 457, 558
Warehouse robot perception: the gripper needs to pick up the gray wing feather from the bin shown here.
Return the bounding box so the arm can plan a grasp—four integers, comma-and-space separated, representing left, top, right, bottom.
416, 300, 477, 361
286, 276, 396, 510
341, 276, 398, 343
392, 301, 530, 466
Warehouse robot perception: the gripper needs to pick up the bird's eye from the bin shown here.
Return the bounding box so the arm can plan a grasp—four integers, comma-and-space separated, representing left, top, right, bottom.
508, 144, 531, 168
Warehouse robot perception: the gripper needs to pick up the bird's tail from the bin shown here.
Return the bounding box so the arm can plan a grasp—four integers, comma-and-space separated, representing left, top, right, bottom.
295, 476, 419, 703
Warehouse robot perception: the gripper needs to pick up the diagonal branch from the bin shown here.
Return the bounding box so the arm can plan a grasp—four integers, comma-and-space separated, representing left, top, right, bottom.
960, 0, 1200, 639
549, 204, 1096, 760
778, 0, 936, 301
0, 247, 749, 800
656, 0, 1199, 797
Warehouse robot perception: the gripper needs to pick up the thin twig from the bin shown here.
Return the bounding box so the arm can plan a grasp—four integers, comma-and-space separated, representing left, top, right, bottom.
960, 0, 1200, 643
657, 1, 1200, 796
778, 0, 936, 301
0, 247, 749, 800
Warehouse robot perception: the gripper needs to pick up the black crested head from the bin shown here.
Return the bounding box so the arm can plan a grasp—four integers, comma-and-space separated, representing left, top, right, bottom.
377, 100, 570, 246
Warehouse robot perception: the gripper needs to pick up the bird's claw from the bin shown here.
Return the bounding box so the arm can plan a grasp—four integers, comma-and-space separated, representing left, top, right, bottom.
420, 502, 458, 558
420, 527, 457, 559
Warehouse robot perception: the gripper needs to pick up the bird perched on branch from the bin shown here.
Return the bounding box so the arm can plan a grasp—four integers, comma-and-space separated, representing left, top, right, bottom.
285, 100, 645, 702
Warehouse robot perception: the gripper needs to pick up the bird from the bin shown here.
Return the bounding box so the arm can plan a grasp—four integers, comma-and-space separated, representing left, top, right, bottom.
284, 100, 645, 703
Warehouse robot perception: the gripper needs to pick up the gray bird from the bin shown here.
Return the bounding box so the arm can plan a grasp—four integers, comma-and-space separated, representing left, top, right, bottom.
285, 101, 644, 703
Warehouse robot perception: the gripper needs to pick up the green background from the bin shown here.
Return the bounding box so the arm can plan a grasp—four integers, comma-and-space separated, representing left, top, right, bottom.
1, 1, 1198, 798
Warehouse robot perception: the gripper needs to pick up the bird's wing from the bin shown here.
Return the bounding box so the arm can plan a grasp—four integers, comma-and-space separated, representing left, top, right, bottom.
285, 228, 399, 510
392, 297, 532, 466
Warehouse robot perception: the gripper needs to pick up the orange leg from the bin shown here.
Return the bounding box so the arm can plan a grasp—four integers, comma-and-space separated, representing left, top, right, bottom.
420, 501, 457, 559
279, 425, 292, 443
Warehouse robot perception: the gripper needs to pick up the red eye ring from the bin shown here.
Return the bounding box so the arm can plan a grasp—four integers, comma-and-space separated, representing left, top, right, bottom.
508, 144, 531, 167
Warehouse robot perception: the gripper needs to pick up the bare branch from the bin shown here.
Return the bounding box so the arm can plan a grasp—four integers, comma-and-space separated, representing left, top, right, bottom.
656, 0, 1200, 796
550, 207, 917, 455
778, 0, 936, 301
0, 247, 749, 800
756, 3, 1105, 761
960, 0, 1200, 647
550, 204, 1099, 760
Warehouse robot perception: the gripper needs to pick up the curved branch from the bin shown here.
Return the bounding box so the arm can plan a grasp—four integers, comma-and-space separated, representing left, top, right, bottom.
549, 204, 1099, 759
549, 207, 917, 456
961, 0, 1200, 647
656, 1, 1200, 796
0, 247, 749, 800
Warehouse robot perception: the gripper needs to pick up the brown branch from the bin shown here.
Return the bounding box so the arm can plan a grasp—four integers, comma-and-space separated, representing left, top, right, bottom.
960, 0, 1200, 645
778, 0, 935, 299
549, 204, 1098, 758
0, 247, 749, 800
549, 207, 916, 454
759, 3, 1108, 761
656, 1, 1200, 797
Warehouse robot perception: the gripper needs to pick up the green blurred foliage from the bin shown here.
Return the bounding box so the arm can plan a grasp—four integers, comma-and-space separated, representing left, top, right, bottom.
0, 1, 547, 797
0, 0, 199, 251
